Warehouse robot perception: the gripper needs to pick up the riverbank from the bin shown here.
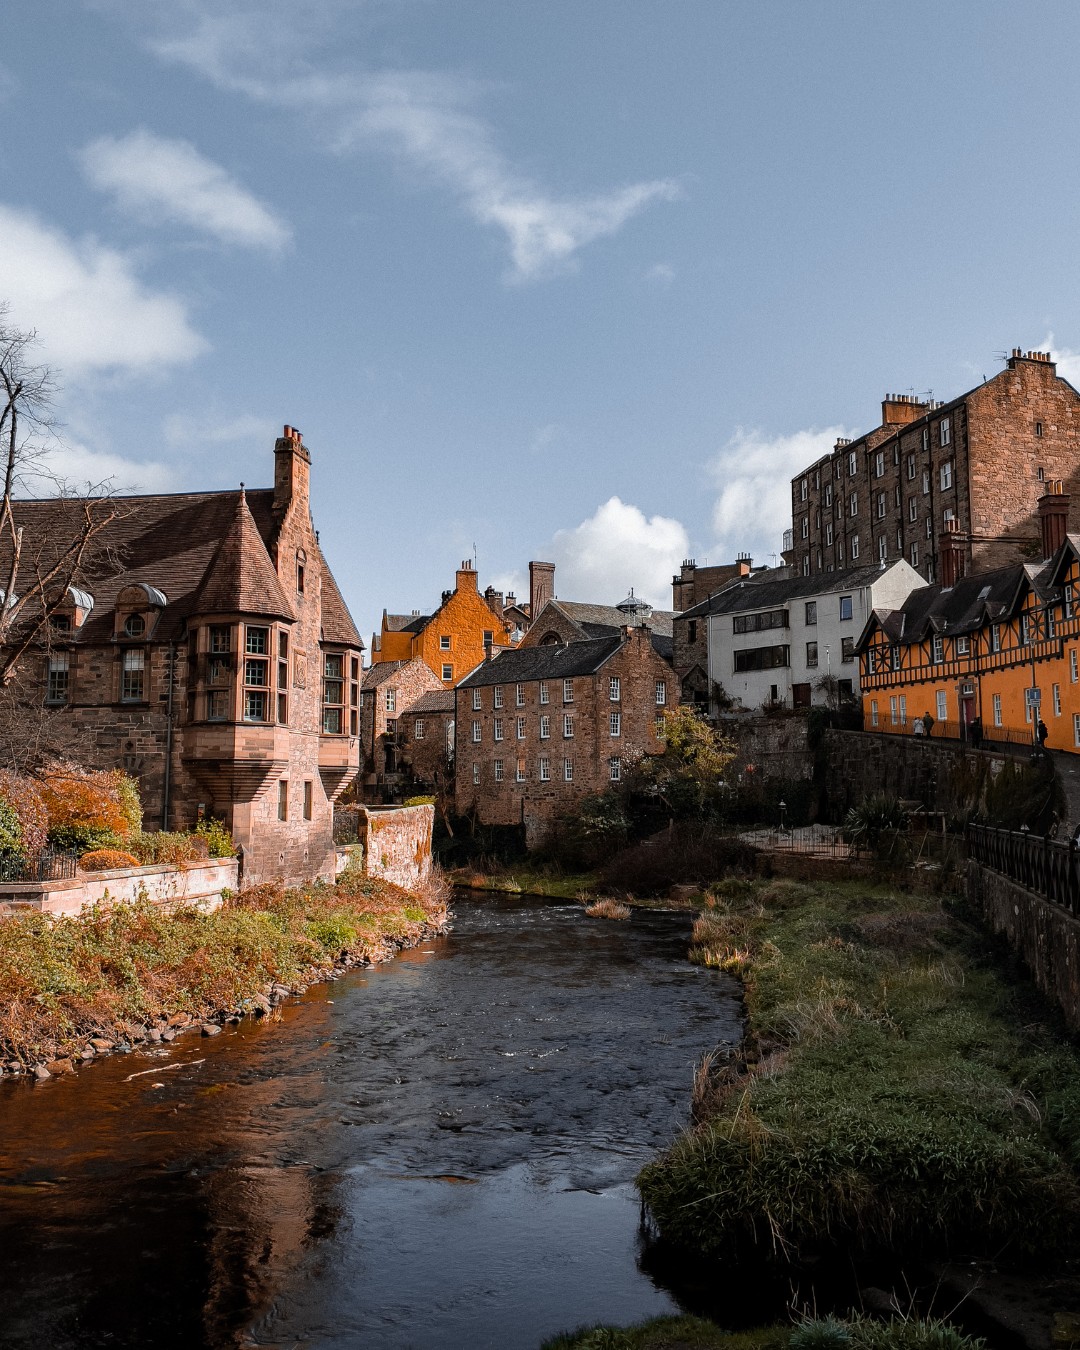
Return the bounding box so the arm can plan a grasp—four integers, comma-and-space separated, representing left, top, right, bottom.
638, 876, 1080, 1272
450, 865, 595, 900
542, 1313, 986, 1350
0, 866, 450, 1080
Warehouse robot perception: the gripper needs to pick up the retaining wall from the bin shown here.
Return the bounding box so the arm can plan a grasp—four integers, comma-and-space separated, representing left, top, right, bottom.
356, 804, 434, 890
966, 860, 1080, 1032
0, 857, 240, 919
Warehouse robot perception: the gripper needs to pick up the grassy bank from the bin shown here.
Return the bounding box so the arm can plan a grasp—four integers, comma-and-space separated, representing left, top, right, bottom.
0, 868, 450, 1074
542, 1315, 985, 1350
638, 877, 1080, 1265
449, 865, 595, 900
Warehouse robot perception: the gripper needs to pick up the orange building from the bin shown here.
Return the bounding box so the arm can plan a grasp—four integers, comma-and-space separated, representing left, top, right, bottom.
370, 560, 521, 687
858, 486, 1080, 752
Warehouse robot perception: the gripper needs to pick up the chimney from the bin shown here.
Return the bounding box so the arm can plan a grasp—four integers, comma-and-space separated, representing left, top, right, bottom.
274, 424, 312, 518
455, 559, 478, 594
1038, 480, 1070, 560
1007, 348, 1057, 373
881, 393, 928, 427
529, 560, 555, 617
938, 518, 965, 589
736, 552, 752, 577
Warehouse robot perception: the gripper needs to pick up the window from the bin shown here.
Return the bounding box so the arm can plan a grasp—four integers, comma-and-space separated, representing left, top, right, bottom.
878, 536, 887, 561
207, 690, 228, 721
516, 717, 526, 740
940, 417, 951, 447
246, 625, 269, 656
275, 780, 288, 822
472, 688, 482, 710
849, 492, 858, 517
824, 483, 833, 506
296, 556, 305, 595
910, 543, 919, 566
956, 636, 970, 655
439, 635, 451, 650
494, 759, 504, 782
906, 454, 916, 481
839, 595, 853, 622
1054, 684, 1062, 716
610, 711, 621, 737
826, 522, 834, 546
806, 641, 818, 668
124, 613, 145, 638
655, 715, 667, 738
922, 426, 930, 452
890, 695, 899, 725
897, 528, 903, 551
49, 613, 72, 634
876, 492, 886, 519
1073, 649, 1079, 683
891, 645, 901, 671
322, 653, 344, 733
414, 718, 426, 739
483, 630, 494, 646
442, 664, 453, 681
1020, 614, 1031, 646
869, 699, 879, 727
563, 679, 574, 703
350, 657, 360, 735
908, 497, 918, 523
800, 517, 809, 540
849, 451, 857, 476
539, 756, 550, 781
209, 625, 230, 654
563, 713, 574, 738
940, 460, 953, 490
539, 681, 549, 705
733, 609, 788, 634
493, 717, 504, 742
656, 679, 667, 705
851, 535, 860, 559
841, 637, 855, 663
803, 557, 810, 576
493, 685, 504, 709
303, 781, 313, 821
1036, 421, 1044, 438
922, 469, 930, 495
733, 644, 789, 672
800, 478, 808, 501
473, 763, 480, 785
892, 444, 900, 467
122, 648, 145, 703
540, 714, 550, 739
609, 676, 621, 701
516, 758, 526, 783
991, 625, 1001, 653
564, 758, 573, 782
936, 691, 947, 722
46, 652, 69, 704
926, 516, 933, 539
384, 686, 396, 713
609, 757, 622, 782
516, 684, 525, 707
894, 484, 902, 509
277, 632, 289, 726
932, 635, 944, 663
899, 693, 908, 724
993, 693, 1003, 727
472, 720, 481, 743
1026, 689, 1041, 725
874, 450, 884, 477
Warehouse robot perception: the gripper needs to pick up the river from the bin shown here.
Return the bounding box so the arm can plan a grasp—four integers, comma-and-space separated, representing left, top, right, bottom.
0, 892, 741, 1349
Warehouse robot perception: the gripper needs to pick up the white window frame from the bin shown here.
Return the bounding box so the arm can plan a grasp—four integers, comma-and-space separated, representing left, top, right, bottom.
516, 684, 525, 707
563, 679, 574, 703
539, 681, 549, 705
472, 720, 482, 743
564, 758, 573, 782
516, 717, 526, 740
540, 714, 550, 739
940, 417, 951, 447
936, 690, 947, 722
494, 717, 504, 742
539, 757, 550, 781
472, 688, 482, 711
609, 756, 622, 782
493, 685, 504, 709
610, 711, 621, 737
609, 676, 621, 701
655, 680, 667, 706
494, 759, 504, 782
993, 693, 1002, 727
940, 460, 953, 490
563, 713, 574, 738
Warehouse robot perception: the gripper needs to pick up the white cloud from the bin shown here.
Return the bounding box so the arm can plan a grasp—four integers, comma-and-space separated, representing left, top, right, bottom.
1041, 334, 1080, 389
80, 130, 291, 251
645, 262, 675, 285
550, 496, 689, 605
17, 438, 177, 497
128, 9, 680, 280
163, 410, 277, 447
708, 425, 847, 567
0, 203, 206, 376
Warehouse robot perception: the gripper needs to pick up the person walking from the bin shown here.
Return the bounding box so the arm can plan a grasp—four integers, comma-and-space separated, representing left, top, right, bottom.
1038, 717, 1049, 751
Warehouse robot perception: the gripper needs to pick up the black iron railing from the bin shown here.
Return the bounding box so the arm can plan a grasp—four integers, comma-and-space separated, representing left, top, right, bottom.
967, 822, 1080, 916
332, 809, 360, 845
865, 714, 1037, 755
0, 848, 79, 884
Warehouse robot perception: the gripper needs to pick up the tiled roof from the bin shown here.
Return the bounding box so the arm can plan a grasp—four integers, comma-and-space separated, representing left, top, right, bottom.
684, 563, 891, 620
191, 489, 296, 622
555, 600, 676, 638
361, 660, 408, 689
409, 689, 456, 714
384, 612, 430, 633
318, 549, 363, 647
458, 635, 623, 687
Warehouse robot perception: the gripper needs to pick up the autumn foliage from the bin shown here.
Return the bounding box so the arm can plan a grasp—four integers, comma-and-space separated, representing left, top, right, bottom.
37, 767, 142, 852
78, 849, 141, 872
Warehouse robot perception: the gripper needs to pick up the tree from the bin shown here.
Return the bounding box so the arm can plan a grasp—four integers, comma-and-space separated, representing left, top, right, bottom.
0, 306, 118, 689
626, 705, 737, 821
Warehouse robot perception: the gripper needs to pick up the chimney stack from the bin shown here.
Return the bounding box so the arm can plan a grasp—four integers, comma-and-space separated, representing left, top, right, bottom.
274, 424, 312, 519
938, 518, 965, 589
455, 559, 478, 594
1038, 480, 1070, 560
529, 560, 555, 618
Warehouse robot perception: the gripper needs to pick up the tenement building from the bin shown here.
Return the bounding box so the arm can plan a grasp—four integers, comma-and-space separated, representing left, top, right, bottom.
8, 426, 363, 884
358, 656, 445, 800
454, 626, 673, 847
790, 350, 1080, 585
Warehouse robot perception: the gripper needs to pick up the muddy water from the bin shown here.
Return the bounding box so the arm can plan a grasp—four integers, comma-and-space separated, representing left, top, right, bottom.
0, 893, 740, 1349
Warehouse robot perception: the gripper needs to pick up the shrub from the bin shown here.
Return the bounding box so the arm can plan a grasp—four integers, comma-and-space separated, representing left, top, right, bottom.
403, 795, 436, 807
78, 849, 141, 872
843, 794, 909, 855
194, 816, 237, 858
127, 831, 210, 865
0, 798, 23, 861
599, 825, 758, 896
39, 768, 140, 851
585, 898, 631, 920
0, 770, 47, 860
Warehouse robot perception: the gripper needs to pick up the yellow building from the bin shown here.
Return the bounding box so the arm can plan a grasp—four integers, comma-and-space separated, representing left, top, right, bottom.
370, 561, 521, 687
858, 492, 1080, 753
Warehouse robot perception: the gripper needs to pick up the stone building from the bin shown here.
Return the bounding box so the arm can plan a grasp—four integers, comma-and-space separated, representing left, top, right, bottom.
454, 626, 673, 847
395, 689, 456, 793
359, 656, 445, 800
7, 427, 363, 884
790, 350, 1080, 585
523, 589, 676, 661
671, 555, 755, 611
369, 560, 522, 687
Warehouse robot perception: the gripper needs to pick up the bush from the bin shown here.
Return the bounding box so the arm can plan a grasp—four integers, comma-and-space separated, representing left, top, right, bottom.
127, 831, 210, 865
0, 770, 47, 860
194, 816, 238, 858
403, 795, 436, 807
39, 768, 141, 852
0, 798, 23, 861
599, 825, 758, 896
78, 849, 141, 872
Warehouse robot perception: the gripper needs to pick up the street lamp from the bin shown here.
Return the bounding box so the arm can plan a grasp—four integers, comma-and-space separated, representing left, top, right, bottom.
779, 799, 787, 833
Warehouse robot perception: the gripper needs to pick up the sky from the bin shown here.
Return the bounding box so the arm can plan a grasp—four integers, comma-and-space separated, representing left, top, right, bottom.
4, 2, 1080, 649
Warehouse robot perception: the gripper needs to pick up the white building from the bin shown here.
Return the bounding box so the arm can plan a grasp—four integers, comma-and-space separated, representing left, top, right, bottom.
706, 560, 922, 710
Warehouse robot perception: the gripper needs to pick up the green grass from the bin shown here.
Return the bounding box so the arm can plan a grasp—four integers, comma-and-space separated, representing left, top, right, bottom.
638, 877, 1080, 1265
541, 1317, 984, 1350
450, 866, 596, 900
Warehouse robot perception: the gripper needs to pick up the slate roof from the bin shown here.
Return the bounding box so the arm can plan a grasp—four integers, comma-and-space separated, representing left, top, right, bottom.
361, 660, 409, 690
409, 689, 456, 714
458, 635, 623, 688
555, 600, 676, 638
190, 489, 296, 623
384, 612, 430, 633
7, 484, 362, 647
680, 563, 891, 621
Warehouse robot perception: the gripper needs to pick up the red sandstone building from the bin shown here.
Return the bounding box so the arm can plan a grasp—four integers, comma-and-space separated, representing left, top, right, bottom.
8, 427, 363, 884
454, 625, 673, 847
789, 350, 1080, 586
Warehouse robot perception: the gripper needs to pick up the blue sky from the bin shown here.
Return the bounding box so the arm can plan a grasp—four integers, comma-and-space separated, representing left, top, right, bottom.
3, 2, 1080, 648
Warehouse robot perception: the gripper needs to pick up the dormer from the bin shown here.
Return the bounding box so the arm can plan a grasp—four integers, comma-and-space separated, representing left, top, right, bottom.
47, 585, 94, 635
114, 583, 167, 640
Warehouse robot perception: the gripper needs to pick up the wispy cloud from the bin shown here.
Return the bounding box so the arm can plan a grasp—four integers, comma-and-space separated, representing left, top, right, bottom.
122, 6, 680, 280
550, 496, 689, 604
162, 410, 277, 448
0, 203, 207, 377
80, 129, 291, 250
17, 437, 177, 497
708, 425, 848, 567
1039, 334, 1080, 389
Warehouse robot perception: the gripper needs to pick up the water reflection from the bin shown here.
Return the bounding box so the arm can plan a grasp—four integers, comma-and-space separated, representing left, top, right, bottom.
0, 894, 740, 1349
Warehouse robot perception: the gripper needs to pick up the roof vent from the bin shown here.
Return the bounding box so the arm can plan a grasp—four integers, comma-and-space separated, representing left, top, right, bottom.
615, 587, 653, 619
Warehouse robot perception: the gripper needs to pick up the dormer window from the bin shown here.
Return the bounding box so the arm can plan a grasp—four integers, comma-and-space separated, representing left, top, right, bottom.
124, 613, 146, 638
115, 583, 166, 641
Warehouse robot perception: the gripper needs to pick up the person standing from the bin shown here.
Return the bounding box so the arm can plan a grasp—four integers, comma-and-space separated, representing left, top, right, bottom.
1038, 717, 1049, 750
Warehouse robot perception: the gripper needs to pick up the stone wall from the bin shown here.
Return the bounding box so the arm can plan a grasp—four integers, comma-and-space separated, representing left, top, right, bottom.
0, 857, 239, 919
357, 803, 434, 889
727, 713, 815, 783
966, 860, 1080, 1032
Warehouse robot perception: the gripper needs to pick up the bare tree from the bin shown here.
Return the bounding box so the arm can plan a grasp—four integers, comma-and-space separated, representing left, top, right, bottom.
0, 306, 118, 688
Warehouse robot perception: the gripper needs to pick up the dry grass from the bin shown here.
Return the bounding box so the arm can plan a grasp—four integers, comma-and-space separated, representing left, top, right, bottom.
585, 897, 632, 920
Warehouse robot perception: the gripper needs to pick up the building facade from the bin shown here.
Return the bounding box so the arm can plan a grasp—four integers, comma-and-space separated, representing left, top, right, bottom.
11, 427, 363, 884
454, 627, 672, 847
359, 656, 446, 799
704, 562, 922, 711
790, 350, 1080, 585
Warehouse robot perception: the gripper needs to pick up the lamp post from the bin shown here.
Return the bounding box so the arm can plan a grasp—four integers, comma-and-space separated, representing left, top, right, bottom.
779, 798, 787, 834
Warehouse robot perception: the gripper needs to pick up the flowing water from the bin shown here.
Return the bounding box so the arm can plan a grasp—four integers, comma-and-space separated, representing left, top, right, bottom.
0, 893, 741, 1349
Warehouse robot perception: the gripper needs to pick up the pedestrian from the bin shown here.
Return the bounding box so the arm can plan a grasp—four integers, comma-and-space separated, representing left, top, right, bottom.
922, 710, 935, 736
912, 718, 924, 736
1038, 718, 1049, 750
969, 715, 982, 749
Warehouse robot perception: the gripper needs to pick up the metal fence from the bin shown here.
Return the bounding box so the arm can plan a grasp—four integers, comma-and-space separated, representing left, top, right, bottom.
0, 848, 79, 884
865, 714, 1038, 756
967, 822, 1080, 916
332, 809, 360, 846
